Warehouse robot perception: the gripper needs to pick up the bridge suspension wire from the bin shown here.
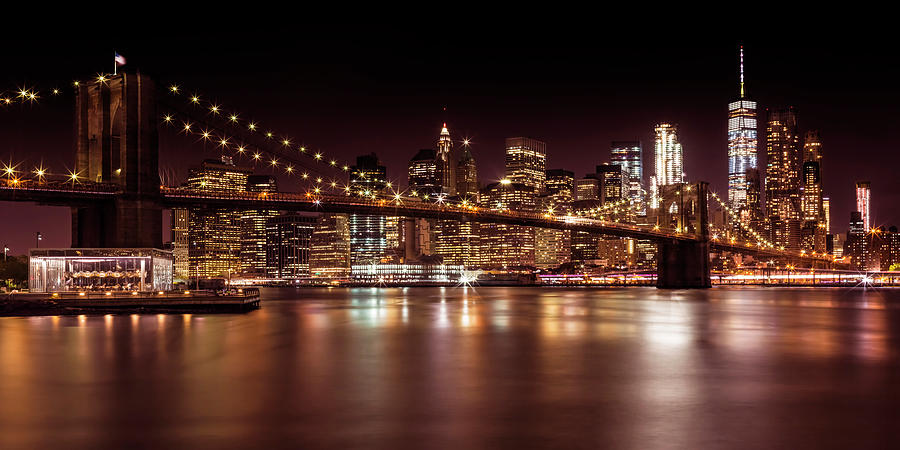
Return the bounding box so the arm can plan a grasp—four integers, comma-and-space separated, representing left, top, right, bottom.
159, 83, 423, 198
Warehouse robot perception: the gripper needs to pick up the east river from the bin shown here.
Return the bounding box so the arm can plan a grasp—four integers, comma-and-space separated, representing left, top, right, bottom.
1, 286, 899, 449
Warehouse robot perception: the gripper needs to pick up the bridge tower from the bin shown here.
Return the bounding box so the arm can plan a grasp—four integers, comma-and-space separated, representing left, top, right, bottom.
72, 73, 162, 248
655, 181, 711, 288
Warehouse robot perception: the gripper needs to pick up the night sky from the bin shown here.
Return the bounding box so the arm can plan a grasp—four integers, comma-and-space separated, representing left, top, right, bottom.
2, 27, 899, 254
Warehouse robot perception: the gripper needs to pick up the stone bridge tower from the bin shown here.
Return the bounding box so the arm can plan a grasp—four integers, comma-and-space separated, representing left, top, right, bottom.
72, 73, 162, 248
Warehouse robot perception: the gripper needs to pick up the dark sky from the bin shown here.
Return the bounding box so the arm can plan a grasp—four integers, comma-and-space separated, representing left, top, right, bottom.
2, 26, 899, 254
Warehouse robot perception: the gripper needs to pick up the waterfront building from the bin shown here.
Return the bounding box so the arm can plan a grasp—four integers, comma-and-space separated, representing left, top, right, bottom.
597, 238, 632, 269
350, 262, 465, 284
310, 213, 351, 279
847, 211, 867, 270
727, 46, 758, 212
185, 157, 252, 278
240, 175, 278, 278
857, 181, 871, 231
433, 219, 481, 267
505, 137, 547, 193
349, 153, 389, 265
478, 181, 537, 268
610, 141, 643, 205
265, 214, 316, 279
535, 172, 574, 269
29, 248, 172, 292
171, 208, 189, 281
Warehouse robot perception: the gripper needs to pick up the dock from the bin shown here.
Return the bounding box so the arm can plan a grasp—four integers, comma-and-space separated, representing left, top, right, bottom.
1, 288, 260, 316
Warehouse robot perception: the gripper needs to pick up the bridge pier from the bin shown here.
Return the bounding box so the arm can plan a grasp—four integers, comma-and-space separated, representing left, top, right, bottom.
656, 239, 711, 288
73, 72, 161, 249
655, 181, 711, 289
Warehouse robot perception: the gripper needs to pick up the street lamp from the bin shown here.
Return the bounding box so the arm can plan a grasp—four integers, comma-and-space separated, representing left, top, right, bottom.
35, 232, 42, 248
3, 245, 8, 261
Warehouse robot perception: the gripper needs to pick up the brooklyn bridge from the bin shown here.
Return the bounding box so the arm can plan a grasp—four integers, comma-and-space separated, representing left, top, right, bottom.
0, 72, 841, 288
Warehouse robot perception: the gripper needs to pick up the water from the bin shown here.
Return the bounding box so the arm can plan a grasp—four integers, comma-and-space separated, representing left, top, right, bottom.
1, 286, 899, 449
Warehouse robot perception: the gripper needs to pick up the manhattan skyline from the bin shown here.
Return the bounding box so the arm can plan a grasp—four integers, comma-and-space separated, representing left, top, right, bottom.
2, 31, 899, 252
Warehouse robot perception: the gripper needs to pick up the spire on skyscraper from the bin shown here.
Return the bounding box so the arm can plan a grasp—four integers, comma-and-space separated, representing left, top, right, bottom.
739, 45, 745, 98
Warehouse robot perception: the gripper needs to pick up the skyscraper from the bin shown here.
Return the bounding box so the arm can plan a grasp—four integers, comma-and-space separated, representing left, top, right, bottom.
727, 46, 758, 212
240, 175, 278, 278
596, 163, 623, 205
265, 214, 316, 279
764, 108, 801, 220
349, 153, 389, 265
857, 181, 871, 231
535, 169, 574, 269
408, 148, 441, 196
505, 137, 547, 192
456, 143, 478, 198
478, 181, 536, 268
653, 123, 684, 187
800, 131, 824, 223
185, 157, 252, 278
436, 123, 456, 196
610, 141, 643, 205
310, 213, 351, 278
823, 197, 831, 233
171, 208, 189, 281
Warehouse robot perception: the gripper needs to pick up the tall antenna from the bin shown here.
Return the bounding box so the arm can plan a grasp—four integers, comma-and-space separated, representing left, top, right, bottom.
739, 45, 745, 98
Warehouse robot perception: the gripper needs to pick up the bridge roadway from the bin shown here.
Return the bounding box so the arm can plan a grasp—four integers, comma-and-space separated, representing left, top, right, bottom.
0, 182, 839, 267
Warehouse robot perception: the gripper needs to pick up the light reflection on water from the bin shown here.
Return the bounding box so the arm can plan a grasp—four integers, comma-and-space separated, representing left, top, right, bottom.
1, 286, 899, 449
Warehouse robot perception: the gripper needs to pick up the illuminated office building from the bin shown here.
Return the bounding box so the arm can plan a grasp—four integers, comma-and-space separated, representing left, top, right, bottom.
185, 157, 251, 278
727, 46, 758, 212
434, 219, 480, 267
349, 153, 389, 265
653, 123, 684, 187
610, 141, 643, 205
545, 169, 575, 201
535, 169, 575, 269
765, 108, 801, 220
765, 108, 801, 249
456, 144, 479, 198
857, 181, 871, 231
265, 214, 316, 279
240, 175, 278, 278
800, 131, 824, 224
505, 137, 547, 192
575, 176, 600, 201
408, 148, 441, 196
596, 163, 623, 205
823, 197, 831, 233
743, 168, 763, 223
478, 181, 536, 268
310, 213, 351, 279
171, 208, 189, 281
846, 211, 868, 270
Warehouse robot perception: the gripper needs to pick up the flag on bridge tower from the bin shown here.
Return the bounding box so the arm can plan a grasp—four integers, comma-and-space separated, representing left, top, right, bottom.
114, 52, 126, 74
